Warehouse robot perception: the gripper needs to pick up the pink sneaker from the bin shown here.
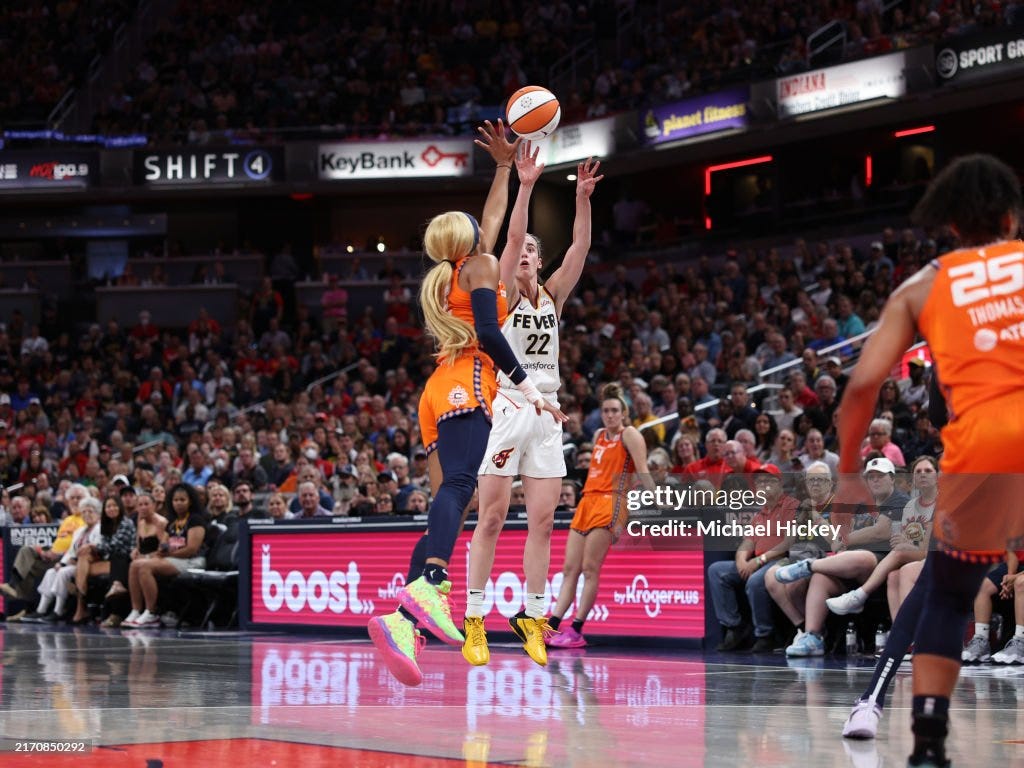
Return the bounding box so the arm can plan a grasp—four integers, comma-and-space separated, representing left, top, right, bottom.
546, 626, 586, 648
368, 611, 426, 687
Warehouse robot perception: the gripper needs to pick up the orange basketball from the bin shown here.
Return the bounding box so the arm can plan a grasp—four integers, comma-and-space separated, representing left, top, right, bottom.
505, 86, 561, 140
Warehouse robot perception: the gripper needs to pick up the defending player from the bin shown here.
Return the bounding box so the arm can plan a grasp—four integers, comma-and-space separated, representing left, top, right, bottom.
368, 122, 566, 688
836, 154, 1024, 767
462, 144, 602, 667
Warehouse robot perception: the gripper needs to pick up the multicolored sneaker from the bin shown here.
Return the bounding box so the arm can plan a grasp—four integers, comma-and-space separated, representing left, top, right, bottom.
368, 611, 426, 687
399, 576, 464, 645
462, 617, 490, 666
547, 625, 586, 648
510, 615, 552, 666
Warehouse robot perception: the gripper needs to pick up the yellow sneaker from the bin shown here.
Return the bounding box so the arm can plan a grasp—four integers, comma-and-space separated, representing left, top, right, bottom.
509, 615, 551, 667
461, 616, 490, 666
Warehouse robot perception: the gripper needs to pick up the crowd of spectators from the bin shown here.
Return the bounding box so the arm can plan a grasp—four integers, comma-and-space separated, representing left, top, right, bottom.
75, 0, 1023, 144
0, 0, 138, 125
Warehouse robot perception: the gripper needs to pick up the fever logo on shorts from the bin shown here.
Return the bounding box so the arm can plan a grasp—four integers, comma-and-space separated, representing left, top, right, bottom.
447, 384, 470, 407
491, 448, 515, 468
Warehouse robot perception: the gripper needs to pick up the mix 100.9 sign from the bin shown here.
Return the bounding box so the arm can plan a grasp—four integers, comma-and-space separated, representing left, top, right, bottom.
249, 527, 704, 638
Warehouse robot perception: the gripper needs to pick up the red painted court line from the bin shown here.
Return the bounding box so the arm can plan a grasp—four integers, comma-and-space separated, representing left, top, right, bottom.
1, 738, 478, 767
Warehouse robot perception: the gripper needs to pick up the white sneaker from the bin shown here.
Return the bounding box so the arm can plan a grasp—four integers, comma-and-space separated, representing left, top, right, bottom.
843, 698, 882, 739
122, 609, 142, 627
160, 611, 179, 628
962, 634, 992, 662
993, 636, 1024, 664
827, 589, 867, 616
134, 610, 161, 628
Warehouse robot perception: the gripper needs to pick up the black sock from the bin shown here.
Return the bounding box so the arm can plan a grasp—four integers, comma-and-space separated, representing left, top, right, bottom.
548, 616, 562, 631
398, 606, 418, 625
406, 535, 429, 583
572, 618, 585, 634
910, 696, 949, 763
423, 564, 448, 586
794, 622, 804, 632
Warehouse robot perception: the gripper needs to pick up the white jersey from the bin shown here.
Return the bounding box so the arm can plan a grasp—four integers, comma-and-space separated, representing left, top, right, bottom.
498, 286, 560, 393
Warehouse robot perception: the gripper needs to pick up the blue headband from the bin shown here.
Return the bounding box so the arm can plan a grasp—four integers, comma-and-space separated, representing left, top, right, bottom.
464, 212, 480, 253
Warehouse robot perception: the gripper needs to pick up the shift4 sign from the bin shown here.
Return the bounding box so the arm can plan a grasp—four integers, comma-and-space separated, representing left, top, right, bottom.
139, 149, 277, 184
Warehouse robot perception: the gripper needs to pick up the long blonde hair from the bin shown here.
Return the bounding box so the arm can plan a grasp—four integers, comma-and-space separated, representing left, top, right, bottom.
420, 211, 479, 362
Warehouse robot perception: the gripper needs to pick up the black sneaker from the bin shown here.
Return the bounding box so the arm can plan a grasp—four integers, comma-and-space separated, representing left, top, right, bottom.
21, 611, 46, 623
750, 636, 774, 653
717, 624, 753, 652
40, 612, 60, 623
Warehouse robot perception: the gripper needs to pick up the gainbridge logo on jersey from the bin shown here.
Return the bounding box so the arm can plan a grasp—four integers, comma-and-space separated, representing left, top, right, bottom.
260, 545, 375, 614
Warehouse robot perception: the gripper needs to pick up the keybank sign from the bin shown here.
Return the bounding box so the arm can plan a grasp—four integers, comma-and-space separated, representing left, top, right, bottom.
318, 139, 474, 179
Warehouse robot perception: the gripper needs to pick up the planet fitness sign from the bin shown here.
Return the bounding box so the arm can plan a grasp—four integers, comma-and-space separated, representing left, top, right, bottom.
640, 88, 749, 145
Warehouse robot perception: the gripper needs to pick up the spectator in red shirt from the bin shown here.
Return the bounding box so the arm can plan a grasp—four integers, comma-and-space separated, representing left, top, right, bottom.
129, 310, 159, 342
788, 369, 820, 409
684, 428, 730, 486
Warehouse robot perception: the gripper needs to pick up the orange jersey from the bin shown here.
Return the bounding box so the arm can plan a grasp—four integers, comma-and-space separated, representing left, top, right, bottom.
583, 429, 634, 495
442, 256, 508, 368
919, 239, 1024, 426
419, 256, 509, 453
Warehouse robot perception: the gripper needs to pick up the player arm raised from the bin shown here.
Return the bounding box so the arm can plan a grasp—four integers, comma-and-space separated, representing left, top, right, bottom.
474, 120, 520, 255
498, 141, 544, 301
546, 157, 603, 313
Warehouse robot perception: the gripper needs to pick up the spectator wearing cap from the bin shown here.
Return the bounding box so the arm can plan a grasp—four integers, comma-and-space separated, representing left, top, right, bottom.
708, 464, 798, 652
860, 418, 906, 466
409, 448, 430, 490
900, 358, 929, 411
295, 481, 333, 519
864, 241, 894, 282
779, 456, 909, 657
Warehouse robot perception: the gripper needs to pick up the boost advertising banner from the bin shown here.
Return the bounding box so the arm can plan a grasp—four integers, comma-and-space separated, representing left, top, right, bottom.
640, 88, 749, 145
935, 28, 1024, 84
134, 147, 283, 185
0, 151, 96, 189
318, 139, 474, 180
776, 51, 907, 118
249, 525, 704, 638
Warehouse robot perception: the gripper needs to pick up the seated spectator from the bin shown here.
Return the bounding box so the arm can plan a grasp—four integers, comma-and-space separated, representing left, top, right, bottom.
294, 481, 334, 519
206, 482, 233, 520
68, 495, 135, 624
23, 496, 102, 622
797, 428, 839, 477
669, 433, 698, 474
266, 492, 291, 520
860, 418, 906, 466
707, 465, 798, 652
684, 428, 729, 485
405, 489, 430, 514
0, 484, 87, 610
123, 484, 207, 628
778, 457, 910, 656
961, 551, 1018, 664
752, 413, 779, 462
826, 456, 937, 616
767, 388, 803, 434
104, 490, 166, 606
647, 448, 681, 489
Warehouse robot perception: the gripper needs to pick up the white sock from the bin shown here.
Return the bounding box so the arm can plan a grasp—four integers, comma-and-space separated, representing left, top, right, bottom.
54, 596, 66, 616
975, 622, 989, 638
465, 589, 485, 618
37, 594, 53, 614
851, 587, 867, 602
525, 593, 545, 619
1015, 624, 1024, 639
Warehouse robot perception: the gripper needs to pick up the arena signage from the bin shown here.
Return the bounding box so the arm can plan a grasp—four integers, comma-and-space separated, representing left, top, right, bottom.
0, 151, 96, 189
533, 115, 617, 165
775, 51, 907, 118
318, 139, 474, 179
134, 148, 283, 185
935, 29, 1024, 84
248, 526, 704, 637
641, 87, 749, 145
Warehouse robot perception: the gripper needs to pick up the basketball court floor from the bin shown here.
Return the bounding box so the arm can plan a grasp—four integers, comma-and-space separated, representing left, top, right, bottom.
1, 625, 1021, 767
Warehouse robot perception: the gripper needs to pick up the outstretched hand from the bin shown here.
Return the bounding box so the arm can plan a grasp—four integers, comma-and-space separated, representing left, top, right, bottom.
576, 157, 603, 198
516, 140, 545, 186
474, 119, 520, 167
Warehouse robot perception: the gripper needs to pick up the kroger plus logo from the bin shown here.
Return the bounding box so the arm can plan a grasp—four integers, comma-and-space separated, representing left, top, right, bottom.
260, 545, 374, 614
613, 574, 700, 618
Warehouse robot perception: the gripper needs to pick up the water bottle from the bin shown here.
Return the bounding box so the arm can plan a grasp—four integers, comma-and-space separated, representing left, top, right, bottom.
875, 624, 889, 653
846, 622, 858, 656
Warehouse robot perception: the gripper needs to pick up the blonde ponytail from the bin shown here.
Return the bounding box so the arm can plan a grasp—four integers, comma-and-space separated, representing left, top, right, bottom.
420, 211, 480, 362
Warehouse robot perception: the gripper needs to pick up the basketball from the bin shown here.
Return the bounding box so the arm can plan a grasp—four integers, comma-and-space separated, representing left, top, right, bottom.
506, 86, 561, 140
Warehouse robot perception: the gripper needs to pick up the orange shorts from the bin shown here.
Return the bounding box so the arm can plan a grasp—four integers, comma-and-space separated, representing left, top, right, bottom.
418, 354, 496, 453
571, 493, 627, 534
933, 393, 1024, 562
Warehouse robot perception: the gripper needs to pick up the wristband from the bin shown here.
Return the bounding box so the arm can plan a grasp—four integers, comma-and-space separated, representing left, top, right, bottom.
516, 377, 543, 406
